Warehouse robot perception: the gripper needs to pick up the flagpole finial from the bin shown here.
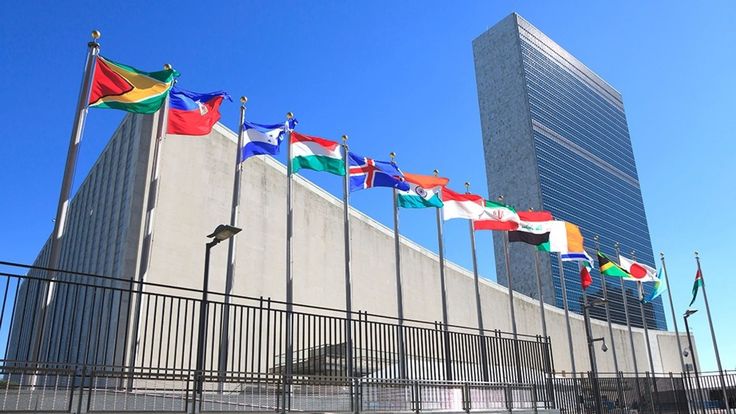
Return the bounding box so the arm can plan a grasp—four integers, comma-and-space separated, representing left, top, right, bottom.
614, 241, 620, 249
286, 112, 294, 119
389, 152, 396, 160
660, 251, 664, 258
594, 235, 599, 241
240, 96, 247, 104
694, 251, 699, 258
464, 182, 470, 192
91, 30, 101, 40
342, 134, 348, 144
433, 169, 439, 176
163, 64, 172, 71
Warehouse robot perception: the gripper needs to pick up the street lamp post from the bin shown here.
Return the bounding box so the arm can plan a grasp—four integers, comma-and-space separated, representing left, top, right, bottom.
195, 224, 242, 395
583, 296, 608, 414
684, 309, 705, 414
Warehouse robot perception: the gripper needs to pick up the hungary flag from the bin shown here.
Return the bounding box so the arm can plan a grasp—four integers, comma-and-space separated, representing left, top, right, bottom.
290, 132, 345, 176
89, 56, 179, 114
473, 200, 520, 231
397, 173, 449, 208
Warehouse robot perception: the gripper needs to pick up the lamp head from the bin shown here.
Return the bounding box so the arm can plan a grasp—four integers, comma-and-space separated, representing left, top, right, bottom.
601, 341, 608, 353
684, 309, 698, 318
207, 224, 242, 241
683, 349, 689, 357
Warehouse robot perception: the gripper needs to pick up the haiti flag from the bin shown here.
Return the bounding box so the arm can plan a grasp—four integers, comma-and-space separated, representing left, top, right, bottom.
167, 86, 231, 136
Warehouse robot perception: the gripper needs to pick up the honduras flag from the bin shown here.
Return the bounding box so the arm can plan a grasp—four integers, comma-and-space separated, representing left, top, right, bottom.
348, 152, 410, 192
241, 118, 298, 161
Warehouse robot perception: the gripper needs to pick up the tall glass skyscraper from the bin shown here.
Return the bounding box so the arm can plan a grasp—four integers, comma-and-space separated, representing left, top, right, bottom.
473, 13, 666, 330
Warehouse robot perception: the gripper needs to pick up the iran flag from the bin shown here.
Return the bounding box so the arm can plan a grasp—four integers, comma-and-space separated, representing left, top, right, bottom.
618, 255, 659, 282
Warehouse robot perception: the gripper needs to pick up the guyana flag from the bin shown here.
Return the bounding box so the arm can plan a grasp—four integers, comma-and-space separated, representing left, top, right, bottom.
88, 56, 179, 114
597, 251, 631, 278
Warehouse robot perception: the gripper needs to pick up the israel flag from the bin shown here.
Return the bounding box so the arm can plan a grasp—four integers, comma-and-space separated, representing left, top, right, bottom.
241, 118, 297, 161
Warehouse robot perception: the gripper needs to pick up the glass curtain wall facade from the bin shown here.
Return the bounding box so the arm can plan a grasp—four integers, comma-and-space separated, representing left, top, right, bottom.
473, 13, 666, 330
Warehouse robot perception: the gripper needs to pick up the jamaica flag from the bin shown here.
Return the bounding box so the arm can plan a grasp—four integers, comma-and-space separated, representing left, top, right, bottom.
89, 56, 179, 114
597, 251, 631, 278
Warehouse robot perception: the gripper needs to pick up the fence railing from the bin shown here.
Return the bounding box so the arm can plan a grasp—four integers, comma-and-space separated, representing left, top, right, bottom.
553, 371, 736, 414
0, 261, 553, 385
0, 363, 550, 413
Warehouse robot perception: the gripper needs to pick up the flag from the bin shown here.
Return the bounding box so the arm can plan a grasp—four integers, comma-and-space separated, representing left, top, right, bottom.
167, 86, 231, 136
597, 251, 631, 278
290, 132, 345, 176
688, 269, 703, 306
618, 255, 659, 282
580, 261, 593, 290
642, 268, 666, 304
89, 56, 178, 114
441, 187, 485, 220
348, 152, 409, 192
241, 119, 297, 161
508, 211, 554, 245
542, 221, 594, 263
397, 173, 448, 208
473, 200, 520, 230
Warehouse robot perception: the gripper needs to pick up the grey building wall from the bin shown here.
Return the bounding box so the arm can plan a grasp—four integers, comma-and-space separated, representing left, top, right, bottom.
135, 122, 685, 374
473, 13, 667, 331
13, 103, 687, 374
6, 114, 156, 366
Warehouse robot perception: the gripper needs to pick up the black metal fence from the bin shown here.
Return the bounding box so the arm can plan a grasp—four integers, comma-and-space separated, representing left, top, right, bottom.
3, 261, 734, 414
553, 371, 736, 414
0, 261, 555, 412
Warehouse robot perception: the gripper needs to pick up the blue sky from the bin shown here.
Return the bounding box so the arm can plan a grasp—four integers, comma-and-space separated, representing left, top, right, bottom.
0, 1, 734, 371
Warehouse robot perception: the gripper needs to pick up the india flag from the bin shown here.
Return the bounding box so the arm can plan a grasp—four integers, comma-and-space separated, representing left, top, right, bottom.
290, 132, 345, 176
397, 173, 449, 208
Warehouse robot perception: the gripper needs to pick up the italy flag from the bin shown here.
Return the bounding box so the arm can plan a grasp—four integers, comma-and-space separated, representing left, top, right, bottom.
397, 173, 449, 208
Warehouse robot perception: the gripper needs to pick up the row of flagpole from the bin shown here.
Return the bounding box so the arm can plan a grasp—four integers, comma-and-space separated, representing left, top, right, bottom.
40, 33, 730, 408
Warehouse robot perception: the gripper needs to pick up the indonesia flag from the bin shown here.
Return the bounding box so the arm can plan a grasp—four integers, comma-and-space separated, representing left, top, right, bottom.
167, 86, 231, 136
441, 187, 485, 220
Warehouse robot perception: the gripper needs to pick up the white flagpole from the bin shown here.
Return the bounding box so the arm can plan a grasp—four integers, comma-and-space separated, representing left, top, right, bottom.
126, 69, 173, 382
615, 242, 640, 377
390, 152, 407, 379
659, 252, 686, 373
694, 251, 731, 413
282, 112, 295, 412
342, 135, 354, 379
557, 253, 577, 377
435, 188, 452, 381
593, 236, 620, 374
218, 97, 247, 380
498, 195, 522, 382
465, 182, 489, 381
32, 30, 101, 365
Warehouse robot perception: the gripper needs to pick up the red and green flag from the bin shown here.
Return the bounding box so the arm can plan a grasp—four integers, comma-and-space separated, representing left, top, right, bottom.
580, 261, 593, 290
290, 132, 345, 176
89, 56, 179, 114
688, 269, 703, 306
